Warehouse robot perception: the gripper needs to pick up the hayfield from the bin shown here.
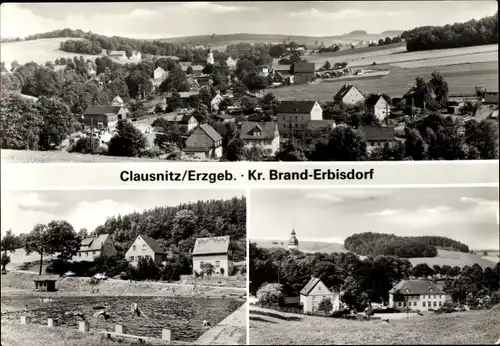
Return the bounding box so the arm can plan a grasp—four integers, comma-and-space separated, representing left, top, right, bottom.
1, 38, 100, 65
249, 306, 500, 345
270, 61, 498, 101
409, 249, 498, 269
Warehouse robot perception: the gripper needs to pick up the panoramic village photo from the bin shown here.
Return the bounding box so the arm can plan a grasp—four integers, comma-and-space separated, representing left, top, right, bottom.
1, 1, 498, 162
249, 187, 500, 344
1, 189, 247, 345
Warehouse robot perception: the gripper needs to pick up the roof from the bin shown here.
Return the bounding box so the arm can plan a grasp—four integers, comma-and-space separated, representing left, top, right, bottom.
240, 121, 278, 140
84, 105, 124, 116
474, 104, 499, 121
307, 120, 335, 131
192, 236, 231, 255
163, 113, 194, 124
198, 123, 223, 142
389, 279, 445, 295
108, 50, 126, 56
140, 235, 166, 254
166, 91, 199, 98
360, 126, 395, 141
247, 114, 273, 122
182, 65, 204, 72
277, 100, 317, 114
33, 275, 59, 281
155, 66, 167, 73
300, 277, 321, 296
293, 62, 315, 73
272, 65, 292, 72
333, 84, 363, 101
78, 234, 111, 252
365, 94, 388, 107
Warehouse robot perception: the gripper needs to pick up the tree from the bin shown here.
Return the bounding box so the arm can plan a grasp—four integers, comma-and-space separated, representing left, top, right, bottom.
224, 135, 245, 161
323, 61, 331, 70
78, 228, 89, 239
404, 128, 427, 160
152, 118, 185, 149
1, 229, 20, 271
411, 263, 434, 278
36, 96, 74, 150
186, 66, 193, 75
107, 119, 147, 157
318, 297, 333, 314
201, 263, 215, 278
311, 126, 367, 161
483, 250, 488, 256
341, 276, 369, 312
257, 283, 283, 307
428, 71, 449, 107
1, 253, 11, 271
133, 257, 160, 280
171, 209, 198, 243
25, 221, 80, 275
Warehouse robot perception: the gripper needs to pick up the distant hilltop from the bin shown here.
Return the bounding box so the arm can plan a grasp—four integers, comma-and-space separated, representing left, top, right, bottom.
345, 30, 368, 36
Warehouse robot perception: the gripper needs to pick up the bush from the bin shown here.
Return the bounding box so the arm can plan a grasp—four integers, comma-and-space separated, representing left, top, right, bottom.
318, 298, 333, 314
139, 147, 164, 158
69, 136, 101, 154
1, 253, 11, 271
257, 283, 283, 307
490, 290, 500, 306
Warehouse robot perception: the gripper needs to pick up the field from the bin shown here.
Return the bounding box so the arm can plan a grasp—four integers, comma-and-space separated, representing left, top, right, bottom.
249, 306, 500, 345
1, 38, 100, 66
1, 149, 166, 163
2, 295, 240, 342
252, 239, 348, 254
270, 61, 498, 101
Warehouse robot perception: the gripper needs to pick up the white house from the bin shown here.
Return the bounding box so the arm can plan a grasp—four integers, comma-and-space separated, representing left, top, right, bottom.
192, 236, 233, 277
389, 279, 450, 311
163, 113, 199, 133
74, 234, 117, 262
239, 121, 280, 157
210, 93, 224, 111
365, 94, 390, 122
333, 84, 365, 105
226, 57, 238, 70
125, 235, 168, 266
300, 277, 341, 313
184, 123, 223, 160
276, 100, 323, 137
154, 66, 169, 80
110, 95, 124, 106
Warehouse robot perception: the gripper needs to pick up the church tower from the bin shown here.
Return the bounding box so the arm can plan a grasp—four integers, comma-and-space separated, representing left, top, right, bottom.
288, 229, 299, 250
207, 46, 214, 65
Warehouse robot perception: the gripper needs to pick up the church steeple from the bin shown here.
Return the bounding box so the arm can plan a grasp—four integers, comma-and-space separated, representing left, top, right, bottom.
207, 45, 214, 65
288, 228, 299, 250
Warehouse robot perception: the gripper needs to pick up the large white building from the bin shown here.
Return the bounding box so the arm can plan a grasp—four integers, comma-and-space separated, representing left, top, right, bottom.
74, 234, 117, 262
276, 100, 323, 138
389, 279, 450, 311
192, 236, 233, 277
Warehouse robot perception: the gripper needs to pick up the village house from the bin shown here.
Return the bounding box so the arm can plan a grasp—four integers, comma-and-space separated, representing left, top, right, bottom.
307, 120, 336, 134
276, 100, 323, 137
483, 91, 499, 105
192, 236, 233, 277
333, 84, 366, 105
196, 74, 213, 87
110, 95, 124, 106
166, 91, 200, 108
292, 62, 316, 84
125, 235, 168, 266
152, 66, 169, 87
389, 279, 450, 311
87, 62, 96, 76
163, 113, 199, 133
226, 56, 238, 70
184, 123, 223, 159
300, 277, 341, 313
365, 94, 391, 122
360, 126, 396, 150
214, 114, 236, 123
271, 65, 293, 83
182, 64, 204, 75
83, 105, 130, 129
74, 234, 117, 262
239, 121, 280, 157
107, 50, 127, 60
210, 93, 224, 111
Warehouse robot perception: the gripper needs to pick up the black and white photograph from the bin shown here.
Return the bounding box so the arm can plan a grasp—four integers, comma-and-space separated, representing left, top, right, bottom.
1, 189, 247, 345
1, 1, 498, 162
249, 187, 499, 344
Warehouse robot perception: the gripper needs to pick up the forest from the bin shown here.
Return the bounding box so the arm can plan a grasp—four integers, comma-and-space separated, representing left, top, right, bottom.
343, 232, 470, 258
250, 244, 500, 312
402, 12, 498, 51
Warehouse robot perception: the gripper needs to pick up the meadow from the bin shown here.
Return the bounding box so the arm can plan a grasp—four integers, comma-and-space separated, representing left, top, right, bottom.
249, 305, 500, 345
269, 61, 498, 101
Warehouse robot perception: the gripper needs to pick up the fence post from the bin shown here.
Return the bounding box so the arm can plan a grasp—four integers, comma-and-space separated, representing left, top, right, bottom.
20, 316, 30, 324
78, 321, 89, 333
115, 324, 125, 334
47, 318, 56, 328
162, 329, 172, 342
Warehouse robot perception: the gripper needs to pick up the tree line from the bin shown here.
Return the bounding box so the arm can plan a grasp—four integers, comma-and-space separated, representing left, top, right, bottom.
343, 232, 470, 258
402, 12, 498, 51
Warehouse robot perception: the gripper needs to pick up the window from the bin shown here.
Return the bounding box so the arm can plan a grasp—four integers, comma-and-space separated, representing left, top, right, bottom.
133, 245, 136, 251
130, 256, 134, 261
142, 245, 146, 251
200, 261, 204, 267
86, 252, 89, 257
78, 253, 81, 257
313, 297, 317, 302
398, 302, 402, 307
433, 301, 437, 307
423, 302, 426, 307
439, 301, 443, 306
93, 251, 96, 256
413, 302, 417, 306
318, 286, 321, 291
215, 261, 220, 268
138, 256, 143, 260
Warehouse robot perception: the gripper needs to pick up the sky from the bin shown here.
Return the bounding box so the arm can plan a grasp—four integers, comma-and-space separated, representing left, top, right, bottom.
1, 1, 498, 39
1, 189, 245, 236
249, 187, 499, 250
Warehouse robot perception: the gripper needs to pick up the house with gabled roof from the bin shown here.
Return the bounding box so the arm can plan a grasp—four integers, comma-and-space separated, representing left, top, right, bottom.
389, 279, 450, 311
74, 234, 117, 262
83, 105, 129, 129
360, 126, 396, 150
125, 235, 169, 266
333, 84, 365, 105
365, 93, 391, 121
184, 123, 223, 159
163, 113, 199, 133
276, 100, 323, 137
239, 121, 280, 157
300, 277, 340, 313
192, 236, 233, 277
292, 62, 315, 84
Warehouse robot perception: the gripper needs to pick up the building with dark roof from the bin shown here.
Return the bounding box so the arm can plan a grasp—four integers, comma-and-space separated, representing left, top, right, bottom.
33, 275, 59, 292
389, 279, 450, 311
163, 113, 199, 133
83, 105, 130, 129
365, 94, 391, 121
239, 121, 280, 157
360, 126, 396, 149
184, 123, 223, 160
74, 234, 117, 262
299, 276, 340, 313
192, 236, 233, 277
292, 62, 315, 84
333, 84, 365, 105
125, 235, 169, 265
276, 100, 323, 137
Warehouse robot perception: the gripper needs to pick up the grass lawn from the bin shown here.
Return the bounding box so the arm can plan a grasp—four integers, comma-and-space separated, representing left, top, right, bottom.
249, 306, 500, 345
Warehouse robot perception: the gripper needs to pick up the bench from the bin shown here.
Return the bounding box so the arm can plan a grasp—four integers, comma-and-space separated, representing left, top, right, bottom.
100, 331, 150, 343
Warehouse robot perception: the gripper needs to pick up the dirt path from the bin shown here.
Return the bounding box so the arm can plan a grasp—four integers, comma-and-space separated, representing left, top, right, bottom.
195, 301, 247, 345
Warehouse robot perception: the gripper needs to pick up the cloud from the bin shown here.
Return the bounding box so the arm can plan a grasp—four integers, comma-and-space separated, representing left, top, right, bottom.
16, 192, 59, 209
305, 189, 391, 203
460, 196, 497, 206
304, 193, 343, 203
289, 8, 404, 20
128, 9, 155, 18
366, 209, 401, 217
181, 2, 256, 13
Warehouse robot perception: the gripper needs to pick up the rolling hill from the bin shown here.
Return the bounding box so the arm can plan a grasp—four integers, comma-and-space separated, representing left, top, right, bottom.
252, 240, 498, 268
